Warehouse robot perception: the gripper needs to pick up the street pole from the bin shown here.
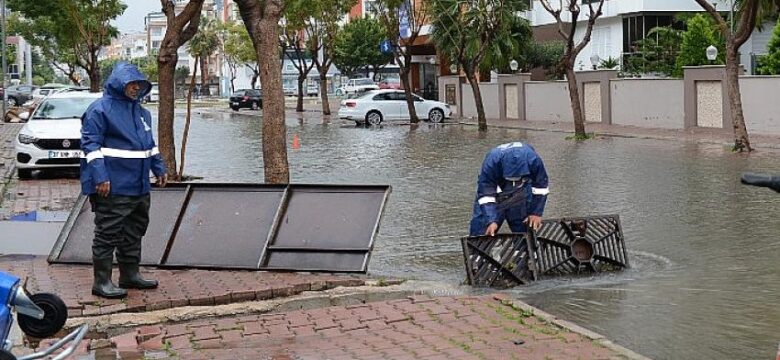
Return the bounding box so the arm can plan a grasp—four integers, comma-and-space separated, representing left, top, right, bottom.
1, 0, 6, 120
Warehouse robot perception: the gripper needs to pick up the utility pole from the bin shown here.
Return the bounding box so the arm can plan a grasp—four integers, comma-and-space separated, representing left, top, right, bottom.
1, 0, 6, 120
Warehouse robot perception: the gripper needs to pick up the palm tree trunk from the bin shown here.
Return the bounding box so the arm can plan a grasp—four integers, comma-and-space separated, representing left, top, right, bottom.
200, 56, 209, 96
179, 57, 198, 180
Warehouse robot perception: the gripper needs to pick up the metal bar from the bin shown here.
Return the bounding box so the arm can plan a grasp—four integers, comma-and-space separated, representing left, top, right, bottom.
18, 324, 88, 360
160, 185, 193, 265
466, 241, 528, 286
265, 246, 368, 253
257, 185, 291, 269
461, 238, 474, 285
47, 195, 87, 263
363, 186, 392, 272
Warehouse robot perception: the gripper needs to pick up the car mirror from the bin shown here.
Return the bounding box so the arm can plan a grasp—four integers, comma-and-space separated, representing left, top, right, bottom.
18, 112, 29, 121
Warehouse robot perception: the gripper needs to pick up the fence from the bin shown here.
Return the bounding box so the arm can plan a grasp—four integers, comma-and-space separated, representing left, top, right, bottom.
440, 66, 780, 136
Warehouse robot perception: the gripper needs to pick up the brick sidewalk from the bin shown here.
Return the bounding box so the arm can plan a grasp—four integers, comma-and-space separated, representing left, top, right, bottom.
102, 294, 629, 360
0, 255, 365, 318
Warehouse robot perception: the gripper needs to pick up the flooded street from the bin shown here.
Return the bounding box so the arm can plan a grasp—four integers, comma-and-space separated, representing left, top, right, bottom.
6, 108, 780, 359
170, 110, 780, 359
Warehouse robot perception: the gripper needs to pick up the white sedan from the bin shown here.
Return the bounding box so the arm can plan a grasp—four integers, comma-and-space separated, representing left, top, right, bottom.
14, 91, 101, 179
338, 90, 451, 125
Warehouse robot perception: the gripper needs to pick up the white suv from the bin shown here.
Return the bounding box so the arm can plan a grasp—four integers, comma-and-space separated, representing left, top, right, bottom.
14, 91, 101, 179
335, 78, 379, 96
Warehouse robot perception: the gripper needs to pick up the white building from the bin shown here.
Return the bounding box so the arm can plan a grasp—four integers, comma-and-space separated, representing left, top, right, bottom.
526, 0, 773, 74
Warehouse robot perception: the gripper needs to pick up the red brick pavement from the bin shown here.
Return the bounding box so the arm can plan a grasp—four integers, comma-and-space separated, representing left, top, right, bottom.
0, 255, 365, 318
103, 294, 622, 360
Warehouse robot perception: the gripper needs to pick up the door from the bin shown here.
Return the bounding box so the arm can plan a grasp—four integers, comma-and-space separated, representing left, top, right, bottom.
391, 92, 410, 120
371, 93, 398, 120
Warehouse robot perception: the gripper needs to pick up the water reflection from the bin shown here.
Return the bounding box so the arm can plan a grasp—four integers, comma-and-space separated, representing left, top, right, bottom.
161, 110, 780, 359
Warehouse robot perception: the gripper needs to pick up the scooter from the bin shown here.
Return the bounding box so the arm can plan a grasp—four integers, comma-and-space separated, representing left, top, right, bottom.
0, 271, 88, 360
741, 172, 780, 192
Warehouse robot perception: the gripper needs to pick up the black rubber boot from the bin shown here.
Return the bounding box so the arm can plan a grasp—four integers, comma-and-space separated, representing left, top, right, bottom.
118, 262, 158, 289
92, 257, 127, 299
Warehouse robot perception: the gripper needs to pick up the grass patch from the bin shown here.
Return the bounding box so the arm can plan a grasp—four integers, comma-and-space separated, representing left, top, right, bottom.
162, 340, 178, 357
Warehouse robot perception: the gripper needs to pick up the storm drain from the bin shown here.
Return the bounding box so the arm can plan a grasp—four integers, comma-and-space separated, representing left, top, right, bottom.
461, 215, 629, 288
48, 183, 390, 273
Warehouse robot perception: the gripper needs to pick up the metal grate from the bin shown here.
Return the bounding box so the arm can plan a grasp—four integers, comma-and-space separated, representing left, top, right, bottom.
49, 183, 391, 273
461, 215, 629, 288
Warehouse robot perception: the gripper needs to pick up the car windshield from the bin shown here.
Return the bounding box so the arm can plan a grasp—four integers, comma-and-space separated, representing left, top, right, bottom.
31, 97, 96, 120
354, 79, 374, 85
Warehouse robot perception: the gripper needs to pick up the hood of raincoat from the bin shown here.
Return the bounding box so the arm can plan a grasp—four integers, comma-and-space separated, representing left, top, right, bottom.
103, 62, 151, 101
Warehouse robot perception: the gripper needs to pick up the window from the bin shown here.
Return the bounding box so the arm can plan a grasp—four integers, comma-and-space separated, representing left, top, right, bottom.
152, 40, 161, 49
152, 27, 162, 36
372, 93, 390, 101
622, 14, 684, 54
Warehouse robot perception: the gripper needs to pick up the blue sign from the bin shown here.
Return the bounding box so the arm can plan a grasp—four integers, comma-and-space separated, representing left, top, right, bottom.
380, 39, 393, 55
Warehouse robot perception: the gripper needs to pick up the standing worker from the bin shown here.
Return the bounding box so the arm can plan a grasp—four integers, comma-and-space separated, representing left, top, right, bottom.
80, 62, 168, 299
469, 142, 549, 237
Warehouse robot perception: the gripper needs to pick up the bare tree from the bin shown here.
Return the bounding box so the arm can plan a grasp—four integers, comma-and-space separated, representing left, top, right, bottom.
539, 0, 605, 139
282, 29, 316, 112
692, 0, 768, 152
377, 0, 429, 123
235, 0, 289, 184
157, 0, 205, 178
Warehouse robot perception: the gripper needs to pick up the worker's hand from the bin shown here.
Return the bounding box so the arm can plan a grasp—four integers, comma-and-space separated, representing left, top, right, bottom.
155, 174, 168, 188
525, 215, 542, 231
96, 181, 110, 198
485, 222, 499, 236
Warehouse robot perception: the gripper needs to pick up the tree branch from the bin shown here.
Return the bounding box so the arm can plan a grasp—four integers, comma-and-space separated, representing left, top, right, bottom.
540, 0, 570, 42
692, 0, 729, 34
734, 0, 760, 46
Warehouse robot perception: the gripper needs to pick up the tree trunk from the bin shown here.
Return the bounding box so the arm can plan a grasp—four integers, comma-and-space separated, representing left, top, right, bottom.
319, 73, 331, 115
465, 68, 487, 131
89, 52, 100, 92
236, 0, 289, 184
565, 66, 586, 137
296, 75, 305, 112
725, 44, 752, 151
157, 45, 179, 178
400, 63, 419, 123
179, 57, 198, 180
200, 56, 210, 96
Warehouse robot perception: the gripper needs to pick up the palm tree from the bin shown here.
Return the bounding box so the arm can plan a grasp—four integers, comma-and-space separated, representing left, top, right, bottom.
187, 17, 220, 96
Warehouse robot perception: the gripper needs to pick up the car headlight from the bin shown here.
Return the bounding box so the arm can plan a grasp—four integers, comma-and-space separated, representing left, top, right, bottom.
18, 133, 37, 144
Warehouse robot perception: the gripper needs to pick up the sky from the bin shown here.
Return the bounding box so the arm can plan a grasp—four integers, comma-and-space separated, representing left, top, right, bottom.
112, 1, 161, 34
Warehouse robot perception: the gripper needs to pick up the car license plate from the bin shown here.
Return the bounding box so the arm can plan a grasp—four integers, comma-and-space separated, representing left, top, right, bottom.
48, 150, 83, 159
231, 102, 239, 105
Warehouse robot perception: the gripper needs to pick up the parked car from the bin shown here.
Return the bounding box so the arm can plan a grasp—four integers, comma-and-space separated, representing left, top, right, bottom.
306, 82, 319, 96
14, 91, 102, 179
229, 89, 262, 111
144, 83, 159, 102
6, 85, 37, 106
283, 85, 296, 96
338, 89, 451, 126
335, 78, 379, 96
31, 84, 69, 100
378, 75, 402, 90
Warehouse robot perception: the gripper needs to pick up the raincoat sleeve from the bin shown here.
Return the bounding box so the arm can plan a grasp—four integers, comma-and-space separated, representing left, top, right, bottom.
148, 113, 167, 177
81, 110, 109, 184
529, 155, 549, 216
476, 151, 502, 225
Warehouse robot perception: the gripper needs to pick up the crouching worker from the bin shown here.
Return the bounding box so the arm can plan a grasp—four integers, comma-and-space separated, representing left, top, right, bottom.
80, 62, 168, 299
469, 142, 549, 237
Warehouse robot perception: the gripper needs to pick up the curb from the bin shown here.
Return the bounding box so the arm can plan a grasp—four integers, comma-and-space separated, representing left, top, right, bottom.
501, 297, 651, 360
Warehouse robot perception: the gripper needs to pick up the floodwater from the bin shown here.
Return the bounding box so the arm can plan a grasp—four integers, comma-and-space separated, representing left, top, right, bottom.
9, 108, 780, 359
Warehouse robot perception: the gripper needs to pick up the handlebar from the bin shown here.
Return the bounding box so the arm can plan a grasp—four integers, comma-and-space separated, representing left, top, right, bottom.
741, 172, 780, 192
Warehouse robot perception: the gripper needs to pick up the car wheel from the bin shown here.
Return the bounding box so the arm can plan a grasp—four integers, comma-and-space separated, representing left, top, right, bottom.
366, 111, 383, 126
251, 101, 259, 110
7, 97, 18, 107
17, 168, 32, 180
429, 108, 445, 123
258, 100, 263, 109
231, 106, 239, 112
335, 89, 343, 96
0, 349, 16, 360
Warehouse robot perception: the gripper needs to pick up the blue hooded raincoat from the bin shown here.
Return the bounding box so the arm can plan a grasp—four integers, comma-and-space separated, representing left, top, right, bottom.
80, 62, 166, 196
469, 142, 549, 236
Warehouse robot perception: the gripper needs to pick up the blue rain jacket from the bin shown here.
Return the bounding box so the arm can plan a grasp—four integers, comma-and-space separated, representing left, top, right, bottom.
469, 142, 549, 236
80, 62, 166, 196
